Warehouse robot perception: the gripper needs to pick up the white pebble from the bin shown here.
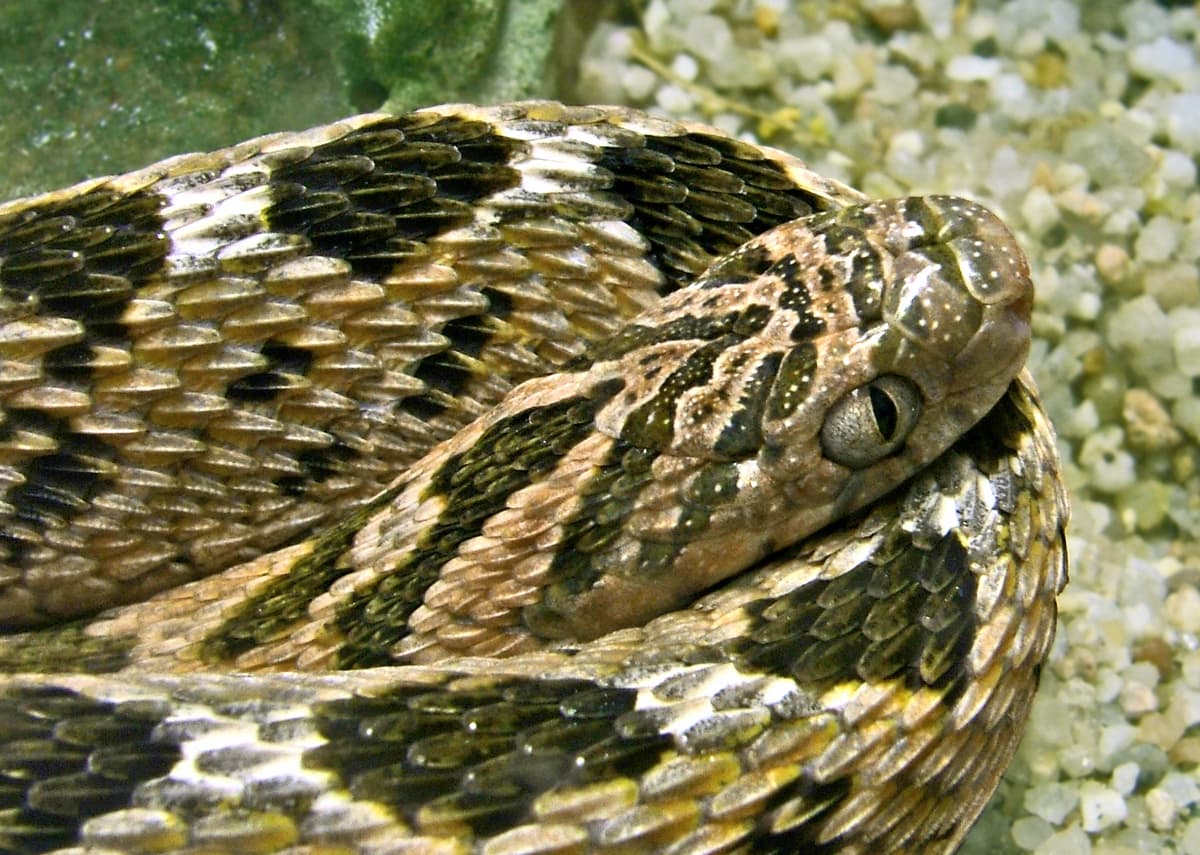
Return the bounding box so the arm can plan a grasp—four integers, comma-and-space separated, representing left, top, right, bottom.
1062, 399, 1099, 439
1012, 815, 1054, 850
1021, 186, 1060, 235
778, 35, 834, 80
1159, 149, 1197, 188
1145, 786, 1179, 830
684, 14, 734, 63
874, 64, 918, 105
655, 84, 694, 115
1060, 744, 1098, 778
620, 65, 659, 101
1174, 326, 1200, 377
1129, 36, 1196, 85
832, 53, 867, 97
991, 72, 1035, 122
1121, 680, 1159, 716
1025, 782, 1081, 825
1078, 428, 1136, 493
1039, 0, 1081, 40
1160, 771, 1200, 807
946, 55, 1002, 82
1111, 761, 1140, 796
988, 146, 1033, 199
1079, 782, 1128, 832
670, 52, 699, 82
1095, 669, 1123, 705
1135, 215, 1182, 263
1173, 397, 1200, 442
1145, 263, 1200, 311
1035, 824, 1092, 855
1107, 295, 1168, 351
1184, 816, 1200, 855
1166, 93, 1200, 152
1098, 722, 1138, 760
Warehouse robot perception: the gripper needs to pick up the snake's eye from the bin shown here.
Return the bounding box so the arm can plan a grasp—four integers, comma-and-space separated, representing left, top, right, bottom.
820, 375, 922, 468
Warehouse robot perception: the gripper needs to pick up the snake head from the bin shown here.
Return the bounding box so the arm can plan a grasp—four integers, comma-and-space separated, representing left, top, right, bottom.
516, 196, 1034, 645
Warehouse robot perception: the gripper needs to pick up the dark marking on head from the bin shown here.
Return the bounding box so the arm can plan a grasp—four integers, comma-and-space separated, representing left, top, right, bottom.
698, 242, 776, 290
620, 335, 735, 449
764, 344, 818, 421
771, 256, 827, 341
713, 351, 783, 458
845, 244, 884, 322
588, 312, 742, 363
733, 304, 772, 336
899, 196, 943, 244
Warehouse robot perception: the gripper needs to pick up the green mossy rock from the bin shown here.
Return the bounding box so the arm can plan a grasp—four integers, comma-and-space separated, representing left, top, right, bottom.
0, 0, 567, 199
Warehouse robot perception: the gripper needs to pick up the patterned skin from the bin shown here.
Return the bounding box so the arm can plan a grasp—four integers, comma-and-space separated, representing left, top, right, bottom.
0, 102, 1067, 854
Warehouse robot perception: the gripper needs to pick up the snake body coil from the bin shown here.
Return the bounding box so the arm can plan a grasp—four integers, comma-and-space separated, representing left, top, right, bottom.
0, 103, 1067, 854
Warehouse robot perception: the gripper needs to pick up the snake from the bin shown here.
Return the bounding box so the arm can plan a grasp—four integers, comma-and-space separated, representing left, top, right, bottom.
0, 102, 1068, 854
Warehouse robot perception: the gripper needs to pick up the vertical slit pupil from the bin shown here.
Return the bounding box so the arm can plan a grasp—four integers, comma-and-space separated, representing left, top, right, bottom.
870, 385, 899, 440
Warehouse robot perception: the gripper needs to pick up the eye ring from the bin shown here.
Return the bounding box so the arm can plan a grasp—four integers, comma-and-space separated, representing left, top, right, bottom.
820, 375, 922, 469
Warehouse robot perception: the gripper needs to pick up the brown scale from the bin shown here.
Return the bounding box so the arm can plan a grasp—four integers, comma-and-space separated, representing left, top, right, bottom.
0, 103, 1068, 855
0, 103, 849, 627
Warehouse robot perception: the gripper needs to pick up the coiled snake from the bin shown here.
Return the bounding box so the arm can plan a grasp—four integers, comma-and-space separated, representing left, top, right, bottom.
0, 102, 1068, 854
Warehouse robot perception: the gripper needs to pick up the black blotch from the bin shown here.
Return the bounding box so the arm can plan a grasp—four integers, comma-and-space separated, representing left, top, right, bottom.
727, 532, 977, 708
399, 394, 448, 420
199, 483, 406, 663
302, 678, 666, 839
538, 442, 656, 608
593, 132, 832, 295
411, 351, 474, 398
587, 311, 741, 363
226, 342, 315, 403
41, 343, 101, 382
757, 776, 855, 853
440, 315, 494, 359
277, 442, 357, 497
403, 315, 498, 401
620, 335, 734, 449
0, 412, 116, 541
0, 187, 167, 336
0, 685, 181, 850
263, 115, 524, 281
481, 286, 514, 319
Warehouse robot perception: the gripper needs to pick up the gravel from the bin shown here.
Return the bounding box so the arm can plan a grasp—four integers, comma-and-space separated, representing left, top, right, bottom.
577, 1, 1200, 851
